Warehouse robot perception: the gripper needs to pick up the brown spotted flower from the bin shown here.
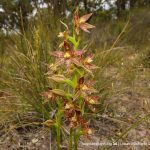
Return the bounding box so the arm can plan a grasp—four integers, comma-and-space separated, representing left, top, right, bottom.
85, 95, 99, 105
73, 8, 95, 34
58, 31, 68, 39
58, 21, 69, 39
51, 41, 86, 68
41, 88, 55, 103
82, 54, 98, 74
75, 77, 98, 96
73, 77, 99, 111
41, 88, 67, 103
64, 102, 83, 128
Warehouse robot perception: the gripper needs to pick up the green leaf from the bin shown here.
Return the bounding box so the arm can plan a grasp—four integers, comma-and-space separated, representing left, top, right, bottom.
51, 89, 72, 101
51, 89, 66, 96
72, 75, 77, 88
75, 67, 84, 76
66, 93, 73, 101
65, 79, 75, 88
49, 75, 76, 88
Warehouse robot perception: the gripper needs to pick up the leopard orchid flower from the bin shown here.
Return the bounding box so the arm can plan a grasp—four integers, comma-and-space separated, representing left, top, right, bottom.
73, 8, 95, 34
75, 77, 97, 94
51, 41, 86, 68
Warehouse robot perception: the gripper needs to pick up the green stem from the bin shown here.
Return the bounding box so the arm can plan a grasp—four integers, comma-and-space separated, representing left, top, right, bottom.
56, 101, 63, 150
69, 128, 73, 150
73, 129, 78, 150
56, 125, 61, 150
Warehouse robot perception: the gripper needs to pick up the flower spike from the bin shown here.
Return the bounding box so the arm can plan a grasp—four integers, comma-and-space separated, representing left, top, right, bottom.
42, 8, 98, 147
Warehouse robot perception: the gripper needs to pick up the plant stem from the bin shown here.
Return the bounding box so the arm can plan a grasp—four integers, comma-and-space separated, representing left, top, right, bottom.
69, 128, 73, 150
56, 101, 62, 150
56, 125, 61, 150
73, 129, 78, 150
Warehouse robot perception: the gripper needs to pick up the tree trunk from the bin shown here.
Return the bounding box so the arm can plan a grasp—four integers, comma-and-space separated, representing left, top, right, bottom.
116, 0, 126, 18
83, 0, 88, 12
130, 0, 136, 9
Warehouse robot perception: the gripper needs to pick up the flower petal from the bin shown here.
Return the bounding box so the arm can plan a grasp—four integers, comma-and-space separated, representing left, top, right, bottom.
73, 8, 79, 26
85, 96, 99, 104
48, 74, 66, 83
80, 23, 95, 33
72, 58, 82, 66
65, 59, 71, 67
83, 127, 92, 135
50, 51, 64, 58
42, 119, 55, 127
64, 40, 71, 51
73, 50, 86, 56
79, 13, 93, 23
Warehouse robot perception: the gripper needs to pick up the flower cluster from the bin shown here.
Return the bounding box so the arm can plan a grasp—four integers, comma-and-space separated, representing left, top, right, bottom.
42, 8, 98, 147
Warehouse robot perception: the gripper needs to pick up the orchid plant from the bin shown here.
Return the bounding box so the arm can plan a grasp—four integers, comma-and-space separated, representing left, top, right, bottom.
42, 8, 99, 150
